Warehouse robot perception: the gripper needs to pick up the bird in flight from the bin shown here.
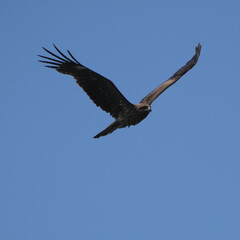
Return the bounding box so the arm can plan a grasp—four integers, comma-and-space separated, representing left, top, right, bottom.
38, 43, 201, 138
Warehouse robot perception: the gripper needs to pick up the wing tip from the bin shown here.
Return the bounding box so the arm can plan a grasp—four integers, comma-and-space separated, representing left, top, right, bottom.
196, 43, 202, 56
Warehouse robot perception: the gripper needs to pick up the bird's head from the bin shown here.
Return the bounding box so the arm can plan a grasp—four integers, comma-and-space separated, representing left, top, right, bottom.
136, 103, 151, 112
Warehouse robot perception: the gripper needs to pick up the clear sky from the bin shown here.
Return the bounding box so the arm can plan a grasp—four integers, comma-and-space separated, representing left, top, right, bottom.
1, 0, 240, 239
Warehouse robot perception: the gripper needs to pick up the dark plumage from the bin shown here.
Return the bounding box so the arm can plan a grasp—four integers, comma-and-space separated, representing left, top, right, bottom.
38, 44, 201, 138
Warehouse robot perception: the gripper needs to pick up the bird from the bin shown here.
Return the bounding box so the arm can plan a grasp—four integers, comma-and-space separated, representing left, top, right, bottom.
38, 43, 201, 138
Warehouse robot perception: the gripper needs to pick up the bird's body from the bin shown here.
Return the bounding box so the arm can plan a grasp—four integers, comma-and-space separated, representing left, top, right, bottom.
39, 44, 201, 138
94, 103, 151, 138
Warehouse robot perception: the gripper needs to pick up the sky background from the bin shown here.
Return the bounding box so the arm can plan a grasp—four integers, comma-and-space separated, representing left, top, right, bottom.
1, 0, 240, 239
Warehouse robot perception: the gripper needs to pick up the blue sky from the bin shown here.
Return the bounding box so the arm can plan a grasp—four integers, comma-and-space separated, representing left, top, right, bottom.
1, 0, 240, 239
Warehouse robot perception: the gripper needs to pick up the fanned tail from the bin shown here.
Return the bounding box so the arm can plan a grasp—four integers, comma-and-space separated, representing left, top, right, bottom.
94, 121, 120, 138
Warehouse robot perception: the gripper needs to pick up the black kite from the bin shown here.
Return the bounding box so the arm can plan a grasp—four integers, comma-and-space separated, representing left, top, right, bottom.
39, 44, 201, 138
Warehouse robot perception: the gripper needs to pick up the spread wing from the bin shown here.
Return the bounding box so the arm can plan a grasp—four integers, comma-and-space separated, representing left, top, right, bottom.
140, 43, 202, 105
38, 45, 134, 118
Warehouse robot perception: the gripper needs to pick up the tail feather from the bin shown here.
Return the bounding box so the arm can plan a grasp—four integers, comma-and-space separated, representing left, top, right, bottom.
94, 121, 120, 138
